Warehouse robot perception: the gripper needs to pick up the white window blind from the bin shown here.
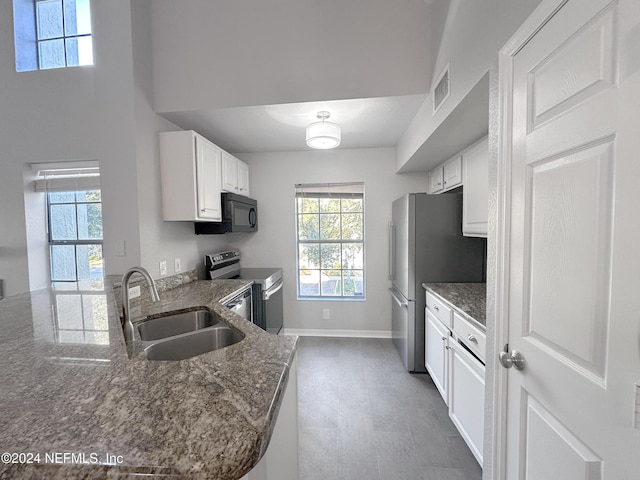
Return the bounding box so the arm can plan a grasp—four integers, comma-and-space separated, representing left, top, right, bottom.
33, 161, 100, 192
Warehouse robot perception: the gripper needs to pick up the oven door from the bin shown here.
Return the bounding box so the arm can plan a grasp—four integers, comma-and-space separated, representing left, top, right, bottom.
253, 279, 283, 334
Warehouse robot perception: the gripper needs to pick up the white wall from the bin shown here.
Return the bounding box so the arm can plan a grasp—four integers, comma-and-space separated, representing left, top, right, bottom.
235, 148, 428, 334
0, 0, 142, 295
131, 0, 230, 279
0, 0, 227, 296
150, 0, 431, 113
396, 0, 542, 172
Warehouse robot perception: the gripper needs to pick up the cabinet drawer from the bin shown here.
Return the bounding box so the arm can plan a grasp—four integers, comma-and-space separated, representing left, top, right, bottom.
452, 311, 485, 362
426, 292, 452, 328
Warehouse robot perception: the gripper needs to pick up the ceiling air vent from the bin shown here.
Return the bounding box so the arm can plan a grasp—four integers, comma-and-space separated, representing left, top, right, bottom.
433, 63, 450, 114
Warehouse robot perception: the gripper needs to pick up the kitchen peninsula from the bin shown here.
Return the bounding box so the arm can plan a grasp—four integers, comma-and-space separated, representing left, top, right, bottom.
0, 273, 297, 480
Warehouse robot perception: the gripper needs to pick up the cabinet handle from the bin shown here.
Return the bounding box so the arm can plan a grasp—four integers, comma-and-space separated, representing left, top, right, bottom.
437, 182, 442, 186
441, 336, 447, 341
443, 180, 447, 185
201, 209, 206, 213
433, 305, 439, 312
467, 334, 477, 343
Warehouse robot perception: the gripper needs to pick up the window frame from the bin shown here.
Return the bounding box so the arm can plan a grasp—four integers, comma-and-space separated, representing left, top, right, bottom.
47, 190, 103, 282
295, 183, 366, 301
35, 0, 93, 69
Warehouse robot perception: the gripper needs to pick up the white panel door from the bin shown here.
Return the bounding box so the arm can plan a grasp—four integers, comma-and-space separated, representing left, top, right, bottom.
498, 0, 640, 478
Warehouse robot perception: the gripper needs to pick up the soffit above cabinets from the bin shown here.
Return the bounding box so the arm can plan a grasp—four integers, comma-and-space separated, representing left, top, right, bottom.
398, 72, 490, 173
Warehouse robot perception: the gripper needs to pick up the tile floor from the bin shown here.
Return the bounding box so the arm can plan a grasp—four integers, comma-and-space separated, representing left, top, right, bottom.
296, 336, 482, 480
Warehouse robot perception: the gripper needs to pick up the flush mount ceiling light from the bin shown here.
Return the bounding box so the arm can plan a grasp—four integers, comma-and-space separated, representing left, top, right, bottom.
306, 111, 341, 149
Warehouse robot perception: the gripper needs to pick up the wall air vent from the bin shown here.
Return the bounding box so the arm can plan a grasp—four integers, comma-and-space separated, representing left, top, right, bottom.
433, 63, 450, 114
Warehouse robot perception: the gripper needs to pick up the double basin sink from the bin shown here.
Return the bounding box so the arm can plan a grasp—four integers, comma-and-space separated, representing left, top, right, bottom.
135, 309, 244, 361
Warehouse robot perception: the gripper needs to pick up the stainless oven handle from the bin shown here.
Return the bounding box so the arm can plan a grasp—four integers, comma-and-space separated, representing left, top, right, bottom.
263, 278, 283, 301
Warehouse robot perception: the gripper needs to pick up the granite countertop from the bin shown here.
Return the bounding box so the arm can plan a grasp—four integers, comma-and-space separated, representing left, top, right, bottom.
422, 282, 486, 331
0, 275, 297, 479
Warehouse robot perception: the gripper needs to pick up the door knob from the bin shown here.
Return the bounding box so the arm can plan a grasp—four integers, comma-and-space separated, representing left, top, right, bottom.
499, 344, 525, 371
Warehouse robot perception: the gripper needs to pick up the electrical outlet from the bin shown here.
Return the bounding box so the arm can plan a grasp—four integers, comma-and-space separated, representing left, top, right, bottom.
322, 308, 330, 320
174, 258, 182, 273
159, 260, 167, 276
128, 285, 141, 299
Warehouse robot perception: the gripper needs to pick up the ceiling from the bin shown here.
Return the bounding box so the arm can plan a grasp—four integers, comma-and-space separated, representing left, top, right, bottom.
159, 94, 428, 155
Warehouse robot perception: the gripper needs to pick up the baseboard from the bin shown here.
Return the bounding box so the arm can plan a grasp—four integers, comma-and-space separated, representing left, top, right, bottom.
282, 328, 392, 339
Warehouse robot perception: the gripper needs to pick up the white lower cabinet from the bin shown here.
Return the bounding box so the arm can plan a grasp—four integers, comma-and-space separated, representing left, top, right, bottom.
448, 340, 485, 464
424, 289, 485, 466
425, 309, 450, 405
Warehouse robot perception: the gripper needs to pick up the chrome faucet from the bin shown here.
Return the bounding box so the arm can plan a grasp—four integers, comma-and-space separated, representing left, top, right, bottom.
121, 266, 160, 324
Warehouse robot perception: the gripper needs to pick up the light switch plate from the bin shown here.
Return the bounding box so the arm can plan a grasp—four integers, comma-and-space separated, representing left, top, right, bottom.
128, 285, 141, 299
322, 309, 330, 320
174, 258, 181, 273
159, 261, 167, 276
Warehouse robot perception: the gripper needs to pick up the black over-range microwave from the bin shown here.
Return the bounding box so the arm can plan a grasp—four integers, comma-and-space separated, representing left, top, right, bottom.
195, 193, 258, 234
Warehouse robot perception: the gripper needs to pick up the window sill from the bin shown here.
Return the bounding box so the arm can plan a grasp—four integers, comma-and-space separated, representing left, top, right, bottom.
297, 296, 366, 302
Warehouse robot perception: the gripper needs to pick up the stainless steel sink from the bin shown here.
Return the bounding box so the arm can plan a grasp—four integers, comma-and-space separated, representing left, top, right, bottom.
137, 309, 219, 341
143, 325, 244, 361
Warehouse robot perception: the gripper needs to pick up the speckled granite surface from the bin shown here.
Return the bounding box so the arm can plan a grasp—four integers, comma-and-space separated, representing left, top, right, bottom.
0, 276, 297, 479
422, 283, 486, 330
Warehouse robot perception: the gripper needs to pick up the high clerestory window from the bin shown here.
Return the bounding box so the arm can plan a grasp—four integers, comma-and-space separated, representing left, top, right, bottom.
13, 0, 93, 72
295, 183, 365, 300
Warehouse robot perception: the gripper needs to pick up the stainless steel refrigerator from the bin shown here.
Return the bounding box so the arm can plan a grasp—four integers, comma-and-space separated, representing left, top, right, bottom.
389, 193, 485, 372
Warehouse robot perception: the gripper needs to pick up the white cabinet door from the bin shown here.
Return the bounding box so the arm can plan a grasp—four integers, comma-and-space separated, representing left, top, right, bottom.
222, 152, 251, 197
221, 151, 239, 193
159, 130, 222, 222
428, 155, 462, 194
428, 166, 444, 194
195, 136, 222, 221
237, 160, 250, 196
442, 155, 462, 191
462, 137, 488, 237
425, 310, 450, 405
448, 339, 484, 464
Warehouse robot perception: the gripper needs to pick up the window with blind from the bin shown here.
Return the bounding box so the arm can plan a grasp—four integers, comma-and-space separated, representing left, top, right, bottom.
33, 162, 103, 282
295, 183, 365, 299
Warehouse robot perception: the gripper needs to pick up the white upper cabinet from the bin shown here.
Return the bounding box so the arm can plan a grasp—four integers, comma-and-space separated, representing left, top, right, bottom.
429, 165, 445, 193
443, 155, 463, 190
237, 160, 250, 196
222, 151, 250, 197
159, 130, 222, 222
462, 137, 488, 237
428, 155, 463, 194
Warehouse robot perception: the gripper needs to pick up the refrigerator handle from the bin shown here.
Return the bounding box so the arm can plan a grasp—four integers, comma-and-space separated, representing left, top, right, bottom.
389, 288, 408, 308
388, 221, 395, 280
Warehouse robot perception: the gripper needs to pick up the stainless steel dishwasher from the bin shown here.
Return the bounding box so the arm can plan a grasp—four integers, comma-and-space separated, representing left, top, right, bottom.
222, 285, 252, 321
